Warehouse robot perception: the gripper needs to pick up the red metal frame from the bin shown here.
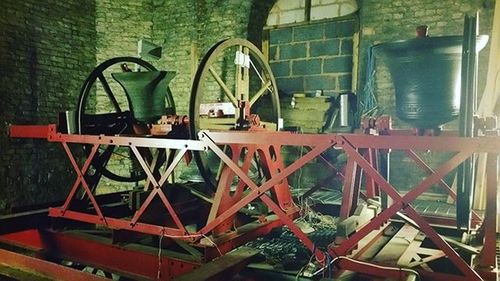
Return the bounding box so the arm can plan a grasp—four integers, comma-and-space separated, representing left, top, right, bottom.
0, 229, 199, 280
8, 124, 500, 280
0, 247, 109, 281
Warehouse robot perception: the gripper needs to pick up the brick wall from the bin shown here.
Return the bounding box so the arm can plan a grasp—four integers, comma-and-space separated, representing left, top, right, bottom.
95, 0, 154, 114
151, 0, 272, 115
0, 0, 96, 211
269, 19, 356, 97
93, 0, 155, 192
93, 0, 275, 116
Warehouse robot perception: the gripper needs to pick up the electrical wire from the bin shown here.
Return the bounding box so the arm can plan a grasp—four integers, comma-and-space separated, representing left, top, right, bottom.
295, 245, 317, 281
155, 231, 222, 280
249, 58, 274, 93
157, 232, 164, 280
154, 231, 222, 257
155, 232, 221, 264
357, 45, 379, 124
202, 234, 223, 257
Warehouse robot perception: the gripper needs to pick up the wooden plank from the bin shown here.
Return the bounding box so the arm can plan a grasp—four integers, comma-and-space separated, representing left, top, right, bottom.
334, 223, 399, 280
371, 224, 420, 266
398, 231, 447, 270
353, 222, 399, 261
199, 117, 235, 131
398, 231, 425, 267
477, 0, 500, 116
474, 0, 500, 210
173, 247, 259, 281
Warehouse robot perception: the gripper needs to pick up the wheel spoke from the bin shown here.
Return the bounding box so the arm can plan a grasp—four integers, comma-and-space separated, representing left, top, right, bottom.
77, 57, 175, 182
235, 46, 250, 102
97, 72, 122, 113
95, 145, 115, 166
249, 80, 272, 108
190, 39, 280, 191
209, 66, 238, 107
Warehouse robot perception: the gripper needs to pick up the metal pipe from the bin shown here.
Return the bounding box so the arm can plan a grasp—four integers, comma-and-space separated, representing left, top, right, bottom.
340, 93, 350, 127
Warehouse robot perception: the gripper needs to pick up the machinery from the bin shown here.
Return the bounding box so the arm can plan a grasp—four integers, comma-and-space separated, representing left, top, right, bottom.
1, 32, 499, 281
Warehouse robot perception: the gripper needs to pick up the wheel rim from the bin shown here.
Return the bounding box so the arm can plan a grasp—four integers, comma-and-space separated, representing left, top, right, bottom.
189, 39, 280, 189
76, 57, 175, 182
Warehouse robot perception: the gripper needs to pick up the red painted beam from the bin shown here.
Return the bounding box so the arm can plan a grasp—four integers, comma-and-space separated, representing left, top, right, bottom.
0, 248, 108, 281
0, 229, 199, 280
9, 124, 55, 139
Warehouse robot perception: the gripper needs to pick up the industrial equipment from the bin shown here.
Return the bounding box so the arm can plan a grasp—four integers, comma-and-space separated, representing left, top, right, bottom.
1, 34, 499, 281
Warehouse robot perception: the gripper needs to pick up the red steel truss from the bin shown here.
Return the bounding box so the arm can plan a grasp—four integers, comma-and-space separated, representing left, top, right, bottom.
7, 124, 500, 280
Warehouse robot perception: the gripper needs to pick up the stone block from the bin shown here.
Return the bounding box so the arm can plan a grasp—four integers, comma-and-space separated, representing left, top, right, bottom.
293, 24, 324, 42
310, 39, 340, 56
279, 43, 307, 60
304, 75, 336, 91
324, 56, 352, 73
325, 20, 355, 38
340, 2, 358, 15
270, 61, 290, 77
292, 59, 321, 75
311, 4, 340, 20
340, 39, 353, 55
270, 27, 293, 45
269, 45, 278, 60
281, 108, 327, 130
274, 0, 302, 11
266, 13, 279, 26
338, 74, 352, 91
276, 77, 304, 94
272, 9, 305, 26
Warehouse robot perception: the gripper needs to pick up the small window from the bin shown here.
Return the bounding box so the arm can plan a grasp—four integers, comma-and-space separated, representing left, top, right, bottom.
267, 0, 359, 26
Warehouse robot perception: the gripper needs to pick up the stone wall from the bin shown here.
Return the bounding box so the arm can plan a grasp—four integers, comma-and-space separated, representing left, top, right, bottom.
0, 0, 96, 211
93, 0, 155, 192
95, 0, 154, 114
151, 0, 273, 115
92, 0, 276, 116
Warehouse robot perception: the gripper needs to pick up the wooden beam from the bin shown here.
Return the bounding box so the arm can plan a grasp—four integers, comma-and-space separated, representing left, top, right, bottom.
474, 0, 500, 210
172, 247, 259, 281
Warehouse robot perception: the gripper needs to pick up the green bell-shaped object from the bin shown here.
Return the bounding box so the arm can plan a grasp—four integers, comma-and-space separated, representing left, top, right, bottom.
112, 71, 176, 123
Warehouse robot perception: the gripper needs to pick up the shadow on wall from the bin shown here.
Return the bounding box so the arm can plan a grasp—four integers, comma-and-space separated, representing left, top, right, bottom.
247, 0, 277, 48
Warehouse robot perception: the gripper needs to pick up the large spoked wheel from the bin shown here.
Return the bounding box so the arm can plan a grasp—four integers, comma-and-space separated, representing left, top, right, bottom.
189, 39, 280, 190
76, 57, 176, 182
